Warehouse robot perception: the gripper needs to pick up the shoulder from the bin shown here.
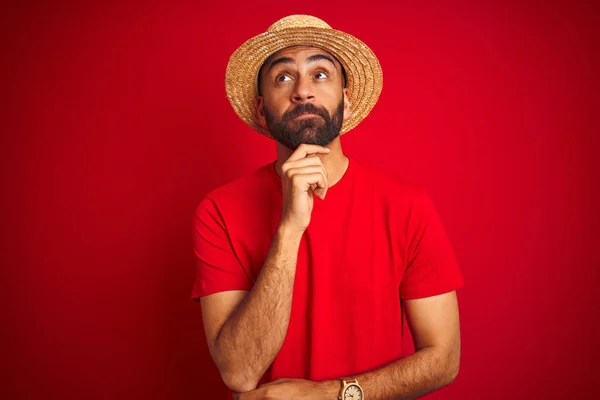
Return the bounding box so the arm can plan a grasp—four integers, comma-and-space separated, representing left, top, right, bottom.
197, 163, 274, 216
208, 163, 272, 200
351, 156, 426, 203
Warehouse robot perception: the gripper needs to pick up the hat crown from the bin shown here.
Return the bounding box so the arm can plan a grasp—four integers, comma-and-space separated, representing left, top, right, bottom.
267, 15, 332, 32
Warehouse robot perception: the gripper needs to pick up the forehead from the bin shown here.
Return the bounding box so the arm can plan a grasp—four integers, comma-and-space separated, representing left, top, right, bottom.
265, 45, 340, 67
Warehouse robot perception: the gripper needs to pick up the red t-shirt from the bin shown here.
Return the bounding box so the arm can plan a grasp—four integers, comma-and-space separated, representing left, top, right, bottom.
191, 155, 463, 395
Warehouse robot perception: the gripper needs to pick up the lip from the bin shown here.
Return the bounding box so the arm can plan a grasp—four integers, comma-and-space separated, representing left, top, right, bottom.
292, 113, 319, 120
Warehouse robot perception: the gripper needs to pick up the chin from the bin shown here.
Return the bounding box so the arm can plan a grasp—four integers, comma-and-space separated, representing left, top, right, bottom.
298, 127, 321, 139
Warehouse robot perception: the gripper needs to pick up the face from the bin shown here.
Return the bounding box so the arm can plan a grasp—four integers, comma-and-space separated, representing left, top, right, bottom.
256, 46, 351, 150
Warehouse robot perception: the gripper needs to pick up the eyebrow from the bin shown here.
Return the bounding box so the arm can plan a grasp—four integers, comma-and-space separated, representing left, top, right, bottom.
266, 53, 338, 72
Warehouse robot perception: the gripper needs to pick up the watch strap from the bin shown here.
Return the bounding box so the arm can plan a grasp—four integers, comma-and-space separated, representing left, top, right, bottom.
339, 378, 362, 400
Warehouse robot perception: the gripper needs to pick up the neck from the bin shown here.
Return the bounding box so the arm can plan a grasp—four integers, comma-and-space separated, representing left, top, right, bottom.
274, 137, 349, 187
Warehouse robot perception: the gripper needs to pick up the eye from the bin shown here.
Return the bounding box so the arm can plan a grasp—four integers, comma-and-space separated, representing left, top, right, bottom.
314, 71, 328, 79
275, 74, 291, 83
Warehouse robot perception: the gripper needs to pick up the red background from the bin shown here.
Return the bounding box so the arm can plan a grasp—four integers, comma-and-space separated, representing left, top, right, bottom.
2, 1, 598, 399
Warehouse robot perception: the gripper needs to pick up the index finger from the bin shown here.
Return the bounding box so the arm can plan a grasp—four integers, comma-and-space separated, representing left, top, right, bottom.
287, 144, 330, 162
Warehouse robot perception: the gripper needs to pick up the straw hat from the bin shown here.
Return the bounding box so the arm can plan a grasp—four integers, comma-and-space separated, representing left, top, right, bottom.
225, 15, 383, 139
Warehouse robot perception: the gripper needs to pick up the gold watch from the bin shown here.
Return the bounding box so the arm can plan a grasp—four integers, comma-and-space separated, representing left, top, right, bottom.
338, 378, 364, 400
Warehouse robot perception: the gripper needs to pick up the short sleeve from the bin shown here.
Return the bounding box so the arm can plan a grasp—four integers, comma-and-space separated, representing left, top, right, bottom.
190, 196, 252, 301
399, 190, 464, 300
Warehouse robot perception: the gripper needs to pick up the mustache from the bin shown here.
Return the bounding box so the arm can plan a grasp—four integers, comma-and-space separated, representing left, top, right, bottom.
283, 103, 329, 122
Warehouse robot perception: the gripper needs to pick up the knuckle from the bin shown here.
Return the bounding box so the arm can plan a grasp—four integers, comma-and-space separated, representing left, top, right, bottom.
284, 167, 295, 180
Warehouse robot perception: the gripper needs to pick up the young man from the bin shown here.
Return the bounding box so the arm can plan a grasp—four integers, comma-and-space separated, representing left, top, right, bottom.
192, 15, 464, 400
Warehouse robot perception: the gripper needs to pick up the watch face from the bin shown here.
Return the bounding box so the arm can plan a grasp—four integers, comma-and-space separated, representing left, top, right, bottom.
343, 384, 363, 400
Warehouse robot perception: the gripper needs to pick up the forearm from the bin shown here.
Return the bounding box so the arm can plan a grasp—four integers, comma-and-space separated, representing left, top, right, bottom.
321, 346, 459, 400
215, 224, 302, 391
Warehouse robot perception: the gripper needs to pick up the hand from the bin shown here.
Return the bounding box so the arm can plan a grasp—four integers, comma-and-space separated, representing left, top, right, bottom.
232, 378, 331, 400
279, 144, 330, 235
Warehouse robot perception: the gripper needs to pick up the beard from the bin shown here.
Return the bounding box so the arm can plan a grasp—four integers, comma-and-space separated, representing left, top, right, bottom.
264, 98, 345, 150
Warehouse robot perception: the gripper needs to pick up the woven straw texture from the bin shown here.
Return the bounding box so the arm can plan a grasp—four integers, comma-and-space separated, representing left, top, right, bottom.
225, 15, 383, 139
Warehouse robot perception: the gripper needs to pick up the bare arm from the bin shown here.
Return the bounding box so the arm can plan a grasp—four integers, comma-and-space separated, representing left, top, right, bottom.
201, 225, 302, 392
352, 290, 461, 399
235, 291, 461, 400
200, 144, 331, 393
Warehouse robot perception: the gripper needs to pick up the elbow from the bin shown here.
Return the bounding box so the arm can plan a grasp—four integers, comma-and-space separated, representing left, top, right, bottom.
220, 369, 260, 393
209, 342, 261, 392
443, 353, 460, 385
446, 360, 460, 384
431, 344, 460, 387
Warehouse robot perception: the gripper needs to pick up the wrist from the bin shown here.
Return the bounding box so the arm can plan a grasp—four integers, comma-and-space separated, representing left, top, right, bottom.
276, 222, 305, 242
317, 379, 340, 400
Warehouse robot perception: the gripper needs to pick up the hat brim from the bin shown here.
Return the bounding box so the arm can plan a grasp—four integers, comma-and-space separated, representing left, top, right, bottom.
225, 26, 383, 139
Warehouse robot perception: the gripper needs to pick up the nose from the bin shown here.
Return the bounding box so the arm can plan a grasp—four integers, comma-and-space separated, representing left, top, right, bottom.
291, 75, 315, 104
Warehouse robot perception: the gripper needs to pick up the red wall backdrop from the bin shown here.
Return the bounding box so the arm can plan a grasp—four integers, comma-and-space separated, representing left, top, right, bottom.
2, 1, 598, 399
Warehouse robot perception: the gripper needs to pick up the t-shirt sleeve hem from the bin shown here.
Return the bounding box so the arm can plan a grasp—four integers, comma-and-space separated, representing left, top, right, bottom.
190, 283, 252, 302
400, 279, 464, 300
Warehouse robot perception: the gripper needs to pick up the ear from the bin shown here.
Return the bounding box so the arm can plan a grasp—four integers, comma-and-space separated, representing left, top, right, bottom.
256, 96, 267, 129
342, 88, 351, 121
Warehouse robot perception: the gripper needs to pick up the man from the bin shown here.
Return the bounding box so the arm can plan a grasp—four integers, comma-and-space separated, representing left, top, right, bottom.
192, 15, 464, 400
